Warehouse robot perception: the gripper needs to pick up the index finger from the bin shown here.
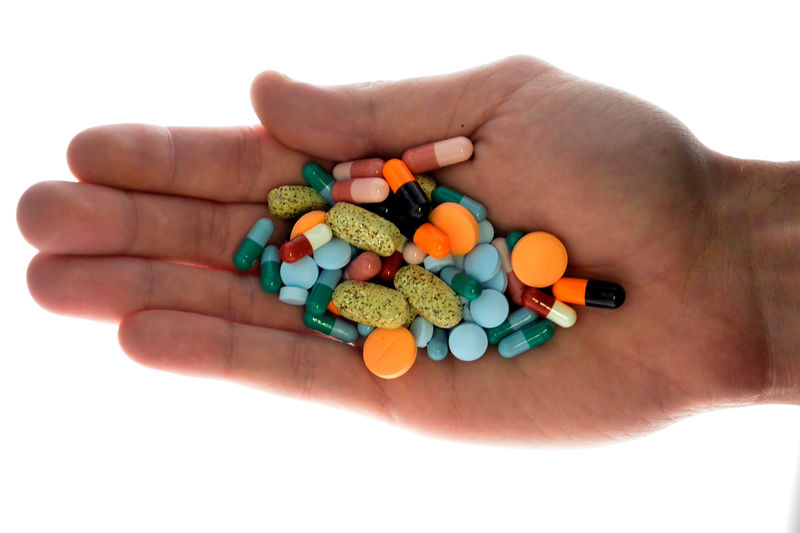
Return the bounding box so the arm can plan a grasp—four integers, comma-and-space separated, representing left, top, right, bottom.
67, 124, 318, 202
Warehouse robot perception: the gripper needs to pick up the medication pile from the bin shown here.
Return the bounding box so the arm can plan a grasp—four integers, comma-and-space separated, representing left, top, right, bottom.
233, 136, 625, 379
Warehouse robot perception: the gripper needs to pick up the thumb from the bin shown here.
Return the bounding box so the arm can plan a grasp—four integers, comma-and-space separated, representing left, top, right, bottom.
250, 56, 550, 161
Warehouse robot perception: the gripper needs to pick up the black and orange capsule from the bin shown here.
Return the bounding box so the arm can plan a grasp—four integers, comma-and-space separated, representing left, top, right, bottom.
552, 278, 626, 309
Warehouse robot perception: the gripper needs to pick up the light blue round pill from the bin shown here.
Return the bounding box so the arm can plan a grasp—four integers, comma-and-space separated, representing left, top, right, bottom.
463, 243, 501, 282
313, 237, 352, 270
280, 256, 318, 289
477, 220, 494, 244
482, 268, 508, 293
357, 323, 376, 337
279, 286, 308, 306
469, 289, 509, 329
448, 322, 488, 361
409, 316, 434, 348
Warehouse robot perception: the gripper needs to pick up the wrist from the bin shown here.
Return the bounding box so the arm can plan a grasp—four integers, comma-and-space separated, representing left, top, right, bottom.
709, 153, 800, 403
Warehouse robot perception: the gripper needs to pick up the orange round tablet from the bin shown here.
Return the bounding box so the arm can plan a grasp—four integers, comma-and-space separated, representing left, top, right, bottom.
428, 202, 480, 256
510, 232, 568, 288
290, 210, 327, 240
363, 327, 417, 379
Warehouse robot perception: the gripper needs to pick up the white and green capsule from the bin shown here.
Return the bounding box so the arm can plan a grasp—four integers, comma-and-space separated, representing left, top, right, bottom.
486, 307, 539, 345
306, 268, 343, 316
301, 162, 335, 205
431, 186, 487, 222
259, 245, 281, 294
497, 320, 555, 359
303, 312, 358, 343
233, 218, 274, 271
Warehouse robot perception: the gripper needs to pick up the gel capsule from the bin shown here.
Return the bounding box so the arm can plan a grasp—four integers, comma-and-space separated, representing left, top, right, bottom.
552, 277, 626, 309
233, 218, 274, 271
303, 312, 358, 343
486, 307, 539, 344
259, 245, 282, 294
280, 223, 333, 263
346, 251, 382, 281
306, 268, 343, 316
301, 162, 335, 205
439, 266, 483, 301
431, 186, 487, 223
401, 136, 474, 173
498, 320, 555, 359
521, 287, 577, 328
378, 251, 404, 282
331, 178, 390, 204
332, 158, 385, 180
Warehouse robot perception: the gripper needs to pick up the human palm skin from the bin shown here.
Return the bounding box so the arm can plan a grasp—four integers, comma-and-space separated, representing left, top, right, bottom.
17, 56, 798, 445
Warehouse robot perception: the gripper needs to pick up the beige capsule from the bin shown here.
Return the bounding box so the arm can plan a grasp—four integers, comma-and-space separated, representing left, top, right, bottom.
332, 281, 412, 329
325, 202, 404, 257
394, 265, 462, 328
268, 185, 328, 219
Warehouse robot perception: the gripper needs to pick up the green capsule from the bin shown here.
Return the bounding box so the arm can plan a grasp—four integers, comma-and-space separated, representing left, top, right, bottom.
306, 268, 342, 316
259, 245, 281, 294
233, 218, 274, 271
506, 230, 525, 251
498, 320, 555, 358
439, 266, 483, 301
431, 186, 487, 222
301, 162, 335, 205
303, 312, 358, 343
486, 307, 538, 344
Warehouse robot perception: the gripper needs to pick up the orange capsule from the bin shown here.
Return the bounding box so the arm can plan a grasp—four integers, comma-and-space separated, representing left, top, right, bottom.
552, 277, 626, 309
413, 223, 450, 259
382, 159, 416, 193
290, 210, 327, 240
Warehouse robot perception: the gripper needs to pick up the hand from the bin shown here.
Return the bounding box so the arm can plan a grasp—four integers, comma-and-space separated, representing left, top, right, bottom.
17, 56, 796, 445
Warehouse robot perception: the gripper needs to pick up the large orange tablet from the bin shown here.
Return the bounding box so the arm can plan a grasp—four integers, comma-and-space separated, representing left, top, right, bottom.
363, 327, 417, 379
428, 202, 480, 256
290, 210, 327, 240
510, 232, 568, 288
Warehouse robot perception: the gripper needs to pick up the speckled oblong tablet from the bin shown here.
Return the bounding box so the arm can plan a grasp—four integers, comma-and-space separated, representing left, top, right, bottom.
325, 202, 404, 257
416, 174, 437, 201
394, 265, 462, 328
268, 185, 328, 219
332, 281, 411, 329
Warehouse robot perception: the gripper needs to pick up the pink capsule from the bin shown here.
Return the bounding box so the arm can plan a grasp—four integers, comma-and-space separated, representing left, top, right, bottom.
332, 158, 386, 180
402, 242, 427, 265
331, 177, 390, 204
401, 136, 474, 173
346, 251, 382, 281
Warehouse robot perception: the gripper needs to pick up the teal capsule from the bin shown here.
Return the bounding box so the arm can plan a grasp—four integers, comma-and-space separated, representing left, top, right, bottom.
439, 266, 483, 301
486, 307, 538, 344
303, 312, 358, 343
431, 186, 487, 222
306, 268, 342, 316
259, 245, 282, 294
506, 230, 525, 251
233, 218, 274, 271
301, 162, 335, 205
357, 323, 376, 337
427, 327, 448, 361
498, 320, 555, 358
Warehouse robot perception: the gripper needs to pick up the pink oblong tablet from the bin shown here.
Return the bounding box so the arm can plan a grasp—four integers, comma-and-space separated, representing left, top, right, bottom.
401, 136, 474, 173
331, 177, 390, 204
332, 158, 386, 180
346, 251, 382, 281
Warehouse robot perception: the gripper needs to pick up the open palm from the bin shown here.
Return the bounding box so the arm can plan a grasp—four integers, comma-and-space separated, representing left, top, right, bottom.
18, 56, 766, 444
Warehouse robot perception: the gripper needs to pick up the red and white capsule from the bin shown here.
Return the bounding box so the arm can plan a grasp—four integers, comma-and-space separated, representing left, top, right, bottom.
521, 287, 577, 328
401, 136, 474, 173
279, 223, 332, 263
332, 158, 386, 180
331, 178, 390, 204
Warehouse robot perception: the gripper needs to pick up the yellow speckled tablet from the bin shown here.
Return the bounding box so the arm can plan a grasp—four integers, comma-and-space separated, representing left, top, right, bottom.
268, 185, 328, 219
325, 202, 404, 257
415, 174, 437, 201
332, 281, 411, 329
394, 265, 462, 328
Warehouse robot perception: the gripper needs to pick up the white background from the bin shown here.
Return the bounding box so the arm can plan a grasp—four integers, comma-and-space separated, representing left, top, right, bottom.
3, 1, 799, 531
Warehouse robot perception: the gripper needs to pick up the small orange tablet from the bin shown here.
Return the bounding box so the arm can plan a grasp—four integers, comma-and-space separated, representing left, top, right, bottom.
428, 202, 480, 256
290, 210, 327, 240
510, 232, 568, 288
363, 327, 417, 379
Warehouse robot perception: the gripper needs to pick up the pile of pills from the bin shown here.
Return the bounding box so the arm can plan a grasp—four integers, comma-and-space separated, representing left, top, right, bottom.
233, 136, 625, 379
